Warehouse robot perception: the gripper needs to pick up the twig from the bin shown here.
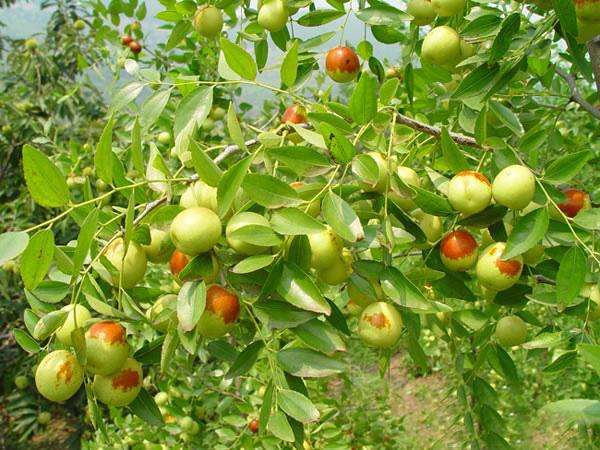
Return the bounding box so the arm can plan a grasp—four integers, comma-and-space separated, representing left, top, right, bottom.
213, 138, 259, 164
534, 274, 556, 286
395, 113, 488, 149
587, 36, 600, 97
555, 67, 600, 120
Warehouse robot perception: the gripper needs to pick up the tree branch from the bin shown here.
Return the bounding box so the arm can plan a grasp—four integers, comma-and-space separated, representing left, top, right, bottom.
555, 67, 600, 120
395, 113, 487, 149
587, 36, 600, 98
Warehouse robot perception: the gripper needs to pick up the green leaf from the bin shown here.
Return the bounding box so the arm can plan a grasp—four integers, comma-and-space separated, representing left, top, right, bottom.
503, 208, 549, 259
278, 348, 345, 377
71, 209, 99, 282
218, 155, 253, 217
242, 174, 301, 208
229, 224, 282, 246
177, 281, 206, 332
94, 118, 114, 185
552, 0, 578, 37
254, 300, 316, 329
131, 119, 144, 174
20, 229, 55, 291
33, 310, 67, 341
226, 341, 264, 379
30, 281, 69, 303
270, 208, 325, 235
281, 40, 299, 87
381, 266, 442, 312
556, 246, 586, 304
232, 254, 277, 274
278, 389, 320, 423
544, 150, 592, 183
351, 153, 380, 188
166, 20, 191, 51
189, 140, 222, 187
12, 329, 40, 353
174, 86, 213, 156
488, 101, 524, 136
22, 145, 70, 207
111, 81, 144, 112
355, 6, 410, 25
227, 102, 247, 152
573, 209, 600, 231
292, 318, 346, 354
543, 351, 577, 373
452, 64, 499, 99
296, 10, 345, 26
322, 191, 364, 242
412, 185, 454, 216
160, 329, 179, 373
542, 399, 600, 425
129, 388, 165, 427
276, 262, 331, 315
440, 127, 469, 172
268, 410, 295, 442
489, 13, 520, 64
0, 231, 29, 266
219, 38, 257, 80
269, 146, 330, 176
323, 127, 355, 163
350, 72, 377, 125
140, 89, 171, 131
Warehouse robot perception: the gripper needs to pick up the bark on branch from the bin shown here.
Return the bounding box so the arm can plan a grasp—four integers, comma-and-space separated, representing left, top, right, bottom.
555, 67, 600, 120
587, 36, 600, 98
395, 113, 487, 149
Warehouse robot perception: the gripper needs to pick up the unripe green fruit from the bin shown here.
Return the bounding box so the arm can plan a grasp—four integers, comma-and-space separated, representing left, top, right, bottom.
154, 391, 169, 406
35, 350, 84, 402
210, 106, 227, 120
440, 230, 478, 271
104, 238, 147, 288
95, 179, 107, 191
142, 228, 174, 263
85, 321, 130, 376
582, 283, 600, 320
146, 294, 177, 332
316, 249, 352, 285
37, 411, 52, 425
390, 166, 421, 211
308, 227, 344, 270
476, 242, 523, 291
2, 124, 11, 134
180, 180, 218, 212
225, 212, 272, 255
93, 358, 142, 407
357, 152, 389, 193
574, 0, 600, 21
447, 171, 492, 215
431, 0, 465, 16
492, 165, 535, 210
15, 375, 29, 389
197, 285, 240, 338
202, 118, 215, 131
55, 304, 92, 346
406, 0, 436, 25
412, 209, 443, 243
460, 40, 475, 60
421, 26, 462, 69
258, 0, 289, 32
170, 207, 222, 256
347, 275, 382, 310
180, 416, 199, 433
25, 38, 38, 50
358, 302, 403, 348
522, 244, 544, 265
157, 131, 171, 144
193, 5, 224, 38
74, 19, 85, 31
495, 316, 527, 347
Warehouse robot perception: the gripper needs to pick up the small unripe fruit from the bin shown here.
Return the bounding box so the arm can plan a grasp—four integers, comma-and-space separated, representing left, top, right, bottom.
440, 230, 478, 271
316, 249, 353, 285
421, 26, 462, 69
447, 171, 492, 216
180, 180, 218, 212
15, 375, 29, 389
25, 38, 38, 50
347, 275, 382, 310
412, 209, 443, 243
197, 285, 240, 338
555, 188, 591, 218
308, 227, 344, 270
146, 294, 177, 332
476, 242, 523, 291
281, 104, 307, 124
258, 0, 289, 32
93, 358, 142, 407
495, 316, 527, 347
390, 166, 421, 211
121, 35, 133, 46
170, 207, 222, 256
74, 19, 85, 31
55, 304, 92, 346
35, 350, 84, 402
129, 41, 142, 54
406, 0, 436, 25
37, 411, 51, 425
180, 416, 196, 432
157, 131, 171, 144
142, 228, 175, 263
85, 321, 130, 376
357, 152, 389, 193
193, 5, 224, 38
492, 165, 535, 210
249, 418, 259, 433
522, 244, 544, 266
325, 46, 360, 83
154, 391, 169, 406
431, 0, 465, 16
103, 238, 148, 288
130, 21, 141, 31
226, 212, 272, 255
358, 302, 403, 348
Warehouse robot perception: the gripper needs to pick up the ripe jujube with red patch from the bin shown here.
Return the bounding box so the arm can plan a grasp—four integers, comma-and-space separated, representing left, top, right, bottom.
476, 242, 523, 291
197, 285, 240, 338
556, 188, 591, 218
281, 104, 307, 124
440, 230, 478, 272
325, 46, 360, 83
85, 321, 130, 376
35, 350, 84, 402
93, 358, 142, 406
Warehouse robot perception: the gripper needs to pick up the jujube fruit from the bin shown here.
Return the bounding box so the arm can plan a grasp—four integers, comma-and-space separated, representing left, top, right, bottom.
358, 302, 403, 348
37, 411, 51, 425
146, 294, 177, 332
193, 5, 224, 38
390, 166, 421, 211
154, 391, 169, 406
121, 35, 133, 46
157, 131, 171, 144
281, 104, 307, 124
103, 238, 148, 288
440, 230, 478, 272
555, 188, 591, 218
447, 171, 492, 216
257, 0, 289, 32
85, 321, 130, 376
142, 228, 174, 263
35, 350, 84, 402
421, 26, 462, 69
308, 227, 344, 270
180, 180, 218, 212
491, 165, 535, 210
495, 315, 527, 347
15, 375, 29, 389
431, 0, 465, 17
325, 46, 360, 83
74, 19, 86, 31
93, 357, 142, 407
197, 285, 240, 338
406, 0, 436, 25
55, 304, 92, 346
357, 152, 389, 193
412, 209, 443, 243
316, 249, 353, 285
226, 212, 273, 255
249, 418, 260, 433
347, 274, 383, 310
476, 242, 523, 291
128, 41, 142, 54
170, 207, 222, 256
